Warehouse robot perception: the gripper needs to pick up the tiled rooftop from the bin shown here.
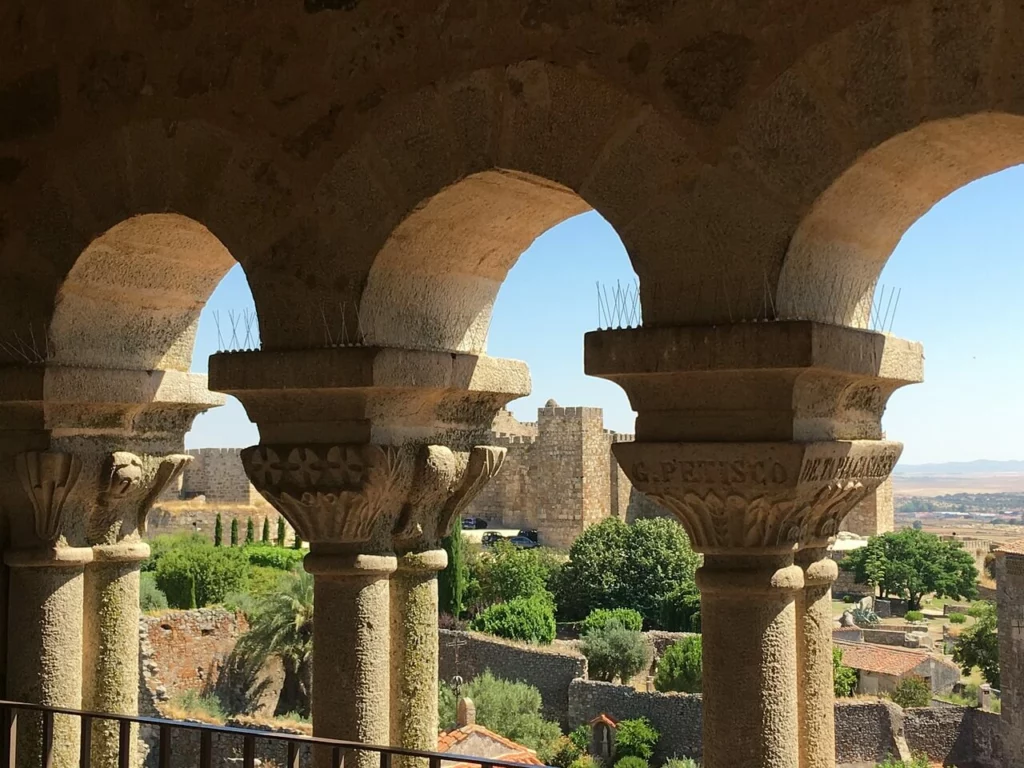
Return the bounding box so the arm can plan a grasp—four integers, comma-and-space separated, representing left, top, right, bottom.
834, 641, 928, 677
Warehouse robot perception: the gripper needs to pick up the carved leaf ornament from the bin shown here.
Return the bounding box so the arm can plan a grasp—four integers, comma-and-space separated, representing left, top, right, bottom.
15, 451, 82, 545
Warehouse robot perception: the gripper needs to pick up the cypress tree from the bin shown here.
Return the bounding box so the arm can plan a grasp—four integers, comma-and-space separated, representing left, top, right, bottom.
439, 524, 467, 618
261, 516, 270, 543
214, 512, 223, 547
276, 517, 286, 547
292, 532, 304, 550
245, 517, 255, 545
230, 518, 239, 547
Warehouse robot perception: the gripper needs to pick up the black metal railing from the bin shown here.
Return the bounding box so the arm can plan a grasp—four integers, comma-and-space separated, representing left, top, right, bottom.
0, 699, 543, 768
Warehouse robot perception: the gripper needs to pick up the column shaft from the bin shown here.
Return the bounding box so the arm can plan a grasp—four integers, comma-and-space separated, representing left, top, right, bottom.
697, 554, 803, 768
306, 552, 396, 768
83, 544, 148, 768
391, 551, 447, 768
6, 552, 90, 768
795, 548, 839, 768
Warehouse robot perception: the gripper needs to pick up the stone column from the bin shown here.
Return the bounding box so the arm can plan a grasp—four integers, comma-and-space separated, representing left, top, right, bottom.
995, 543, 1024, 768
698, 553, 804, 767
585, 322, 923, 768
82, 452, 190, 768
5, 451, 90, 768
795, 547, 839, 768
390, 446, 506, 768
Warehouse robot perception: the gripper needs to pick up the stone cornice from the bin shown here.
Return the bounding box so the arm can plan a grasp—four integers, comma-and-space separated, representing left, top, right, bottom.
615, 440, 901, 554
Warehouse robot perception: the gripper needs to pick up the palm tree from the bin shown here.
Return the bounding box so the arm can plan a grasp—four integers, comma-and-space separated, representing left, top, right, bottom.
236, 570, 314, 716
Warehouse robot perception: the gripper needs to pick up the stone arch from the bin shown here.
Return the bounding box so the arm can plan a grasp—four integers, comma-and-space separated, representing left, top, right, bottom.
0, 118, 292, 368
277, 61, 699, 353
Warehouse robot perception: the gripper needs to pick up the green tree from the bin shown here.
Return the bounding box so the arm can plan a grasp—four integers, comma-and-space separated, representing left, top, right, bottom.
214, 513, 223, 547
155, 543, 249, 608
659, 582, 702, 632
437, 672, 561, 750
292, 532, 303, 550
890, 676, 931, 709
140, 572, 169, 612
581, 608, 643, 634
556, 518, 699, 627
236, 570, 314, 717
230, 518, 239, 547
439, 526, 468, 618
953, 601, 1000, 687
613, 758, 648, 768
613, 718, 659, 761
833, 647, 858, 697
261, 517, 270, 543
245, 517, 255, 546
276, 517, 286, 547
470, 596, 556, 644
476, 540, 553, 606
841, 529, 978, 609
580, 619, 648, 683
654, 636, 702, 693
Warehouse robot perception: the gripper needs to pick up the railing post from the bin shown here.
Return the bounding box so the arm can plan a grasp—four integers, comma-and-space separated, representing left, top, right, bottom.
199, 730, 212, 768
158, 724, 171, 768
287, 740, 300, 768
243, 735, 256, 768
79, 715, 93, 768
3, 707, 16, 768
117, 721, 131, 768
41, 709, 53, 768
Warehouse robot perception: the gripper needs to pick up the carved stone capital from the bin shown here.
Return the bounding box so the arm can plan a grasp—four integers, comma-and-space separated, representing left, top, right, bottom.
242, 444, 414, 546
14, 451, 82, 546
392, 445, 507, 552
615, 440, 901, 554
88, 452, 192, 544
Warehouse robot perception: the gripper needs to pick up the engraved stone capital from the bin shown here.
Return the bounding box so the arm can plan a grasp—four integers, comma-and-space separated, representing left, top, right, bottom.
88, 452, 192, 544
615, 440, 902, 554
14, 451, 82, 546
242, 444, 415, 546
392, 445, 507, 552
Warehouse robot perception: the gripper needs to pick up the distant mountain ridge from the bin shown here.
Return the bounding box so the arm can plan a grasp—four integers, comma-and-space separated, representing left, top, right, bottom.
895, 459, 1024, 475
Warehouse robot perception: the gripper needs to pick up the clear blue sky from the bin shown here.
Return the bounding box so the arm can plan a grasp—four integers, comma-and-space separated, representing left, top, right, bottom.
188, 168, 1024, 466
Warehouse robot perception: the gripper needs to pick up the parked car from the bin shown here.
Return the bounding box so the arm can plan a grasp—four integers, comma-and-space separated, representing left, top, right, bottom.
507, 535, 539, 549
482, 532, 505, 547
517, 529, 539, 543
462, 517, 488, 529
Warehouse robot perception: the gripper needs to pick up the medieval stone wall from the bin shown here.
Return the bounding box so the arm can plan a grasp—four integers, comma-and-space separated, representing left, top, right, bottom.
841, 476, 894, 537
180, 448, 262, 505
439, 629, 586, 728
997, 548, 1024, 766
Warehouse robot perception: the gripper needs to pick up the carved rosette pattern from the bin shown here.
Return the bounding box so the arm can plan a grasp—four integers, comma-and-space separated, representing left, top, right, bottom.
392, 445, 508, 550
15, 451, 82, 545
242, 444, 410, 544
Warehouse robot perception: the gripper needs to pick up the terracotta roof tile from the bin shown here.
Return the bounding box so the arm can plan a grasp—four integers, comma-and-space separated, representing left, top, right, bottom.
834, 641, 928, 677
589, 714, 618, 728
995, 539, 1024, 556
437, 725, 542, 767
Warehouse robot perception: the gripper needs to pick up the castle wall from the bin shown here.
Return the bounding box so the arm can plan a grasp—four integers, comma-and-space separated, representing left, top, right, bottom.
181, 448, 261, 505
841, 476, 894, 537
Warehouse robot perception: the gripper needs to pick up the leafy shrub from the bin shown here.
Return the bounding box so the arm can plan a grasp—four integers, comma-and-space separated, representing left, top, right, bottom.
954, 602, 1000, 687
140, 572, 169, 612
948, 612, 967, 624
833, 647, 857, 697
852, 606, 880, 626
474, 541, 554, 605
247, 566, 288, 598
437, 672, 561, 750
890, 676, 931, 709
540, 736, 584, 768
244, 544, 304, 571
663, 760, 699, 768
155, 543, 249, 609
614, 718, 659, 761
842, 594, 855, 604
171, 690, 225, 721
582, 608, 643, 634
905, 610, 925, 623
659, 583, 701, 632
581, 620, 648, 683
654, 636, 702, 693
567, 758, 598, 768
143, 534, 206, 572
568, 725, 590, 752
614, 758, 648, 768
471, 597, 556, 644
875, 756, 930, 768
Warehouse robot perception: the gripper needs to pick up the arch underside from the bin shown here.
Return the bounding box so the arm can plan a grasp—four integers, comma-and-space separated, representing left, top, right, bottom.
2, 2, 1024, 362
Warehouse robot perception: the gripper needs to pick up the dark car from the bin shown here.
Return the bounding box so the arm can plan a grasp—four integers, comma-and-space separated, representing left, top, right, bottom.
482, 532, 505, 547
507, 535, 539, 549
517, 529, 539, 543
461, 517, 488, 530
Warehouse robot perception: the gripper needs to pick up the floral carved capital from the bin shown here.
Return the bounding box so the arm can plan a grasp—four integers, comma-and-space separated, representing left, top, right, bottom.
14, 451, 82, 545
392, 445, 508, 551
616, 441, 901, 554
242, 444, 412, 545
